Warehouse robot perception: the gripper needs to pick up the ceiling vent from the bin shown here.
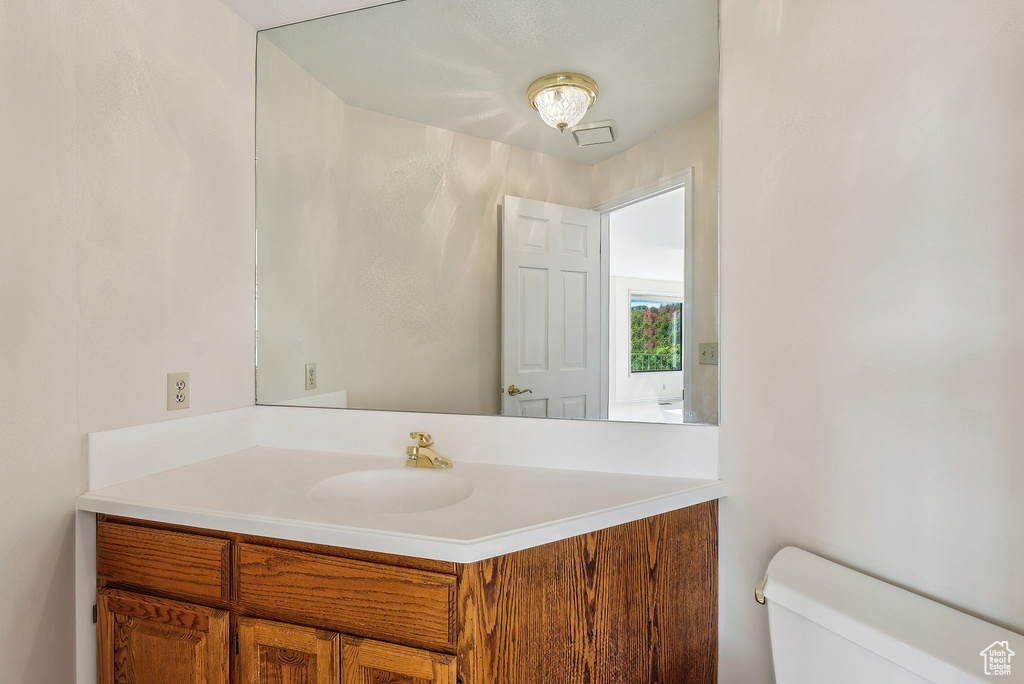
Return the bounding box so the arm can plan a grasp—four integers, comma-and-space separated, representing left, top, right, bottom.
571, 120, 616, 147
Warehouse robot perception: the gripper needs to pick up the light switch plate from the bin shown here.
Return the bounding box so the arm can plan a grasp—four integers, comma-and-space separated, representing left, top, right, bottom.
167, 372, 190, 410
698, 343, 719, 366
305, 363, 317, 390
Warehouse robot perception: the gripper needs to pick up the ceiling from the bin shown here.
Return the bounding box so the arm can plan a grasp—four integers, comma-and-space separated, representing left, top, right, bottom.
610, 188, 686, 282
217, 0, 382, 31
259, 0, 719, 164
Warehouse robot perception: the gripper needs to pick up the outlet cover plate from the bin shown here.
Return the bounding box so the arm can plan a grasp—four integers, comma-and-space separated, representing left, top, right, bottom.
305, 363, 317, 390
167, 372, 190, 410
698, 343, 719, 366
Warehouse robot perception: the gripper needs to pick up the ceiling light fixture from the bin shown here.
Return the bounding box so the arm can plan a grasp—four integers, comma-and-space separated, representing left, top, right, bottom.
527, 72, 599, 132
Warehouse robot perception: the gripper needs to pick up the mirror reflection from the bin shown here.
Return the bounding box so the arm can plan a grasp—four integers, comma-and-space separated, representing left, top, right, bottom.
255, 0, 720, 424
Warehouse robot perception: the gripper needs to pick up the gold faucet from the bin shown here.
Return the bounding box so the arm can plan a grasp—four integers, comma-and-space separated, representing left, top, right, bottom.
405, 432, 453, 469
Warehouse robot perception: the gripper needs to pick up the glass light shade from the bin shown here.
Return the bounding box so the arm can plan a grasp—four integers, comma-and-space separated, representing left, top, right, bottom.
533, 85, 592, 131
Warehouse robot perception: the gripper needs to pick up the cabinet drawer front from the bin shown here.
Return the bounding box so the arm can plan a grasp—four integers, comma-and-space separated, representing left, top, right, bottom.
237, 543, 456, 652
97, 521, 231, 602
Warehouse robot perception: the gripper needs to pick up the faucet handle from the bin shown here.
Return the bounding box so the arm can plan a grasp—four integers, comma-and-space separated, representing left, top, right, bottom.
409, 432, 433, 447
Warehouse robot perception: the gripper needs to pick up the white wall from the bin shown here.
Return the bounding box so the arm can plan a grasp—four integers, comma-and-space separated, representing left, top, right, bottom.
608, 187, 686, 283
75, 0, 256, 434
718, 1, 1024, 682
0, 0, 255, 680
256, 39, 351, 406
0, 2, 78, 681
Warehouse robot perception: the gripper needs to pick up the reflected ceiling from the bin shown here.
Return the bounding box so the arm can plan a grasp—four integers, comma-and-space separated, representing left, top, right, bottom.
263, 0, 719, 163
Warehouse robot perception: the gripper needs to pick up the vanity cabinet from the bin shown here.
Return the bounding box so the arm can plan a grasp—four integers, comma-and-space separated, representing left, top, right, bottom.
95, 501, 717, 684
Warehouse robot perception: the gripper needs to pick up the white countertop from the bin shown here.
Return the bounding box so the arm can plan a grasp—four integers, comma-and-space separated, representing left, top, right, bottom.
77, 446, 725, 563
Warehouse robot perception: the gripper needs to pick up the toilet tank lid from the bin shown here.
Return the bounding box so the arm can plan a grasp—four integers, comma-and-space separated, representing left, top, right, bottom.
761, 547, 1022, 683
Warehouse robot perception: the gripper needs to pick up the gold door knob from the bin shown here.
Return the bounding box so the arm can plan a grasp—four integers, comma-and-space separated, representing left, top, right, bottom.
507, 384, 533, 396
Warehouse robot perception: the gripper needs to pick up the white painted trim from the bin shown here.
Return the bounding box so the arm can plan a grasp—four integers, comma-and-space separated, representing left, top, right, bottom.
599, 213, 611, 419
591, 169, 693, 214
682, 170, 696, 408
75, 511, 96, 684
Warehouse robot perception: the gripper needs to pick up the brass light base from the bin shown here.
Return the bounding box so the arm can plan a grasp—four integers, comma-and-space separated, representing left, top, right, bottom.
526, 72, 599, 110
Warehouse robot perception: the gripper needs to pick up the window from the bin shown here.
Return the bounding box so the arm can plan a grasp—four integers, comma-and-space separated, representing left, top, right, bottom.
629, 298, 682, 373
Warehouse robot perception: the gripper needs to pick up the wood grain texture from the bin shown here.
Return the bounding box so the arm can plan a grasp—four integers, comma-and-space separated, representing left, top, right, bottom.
237, 543, 457, 653
238, 617, 339, 684
99, 514, 455, 574
97, 587, 229, 684
456, 500, 718, 684
342, 636, 457, 684
97, 521, 231, 602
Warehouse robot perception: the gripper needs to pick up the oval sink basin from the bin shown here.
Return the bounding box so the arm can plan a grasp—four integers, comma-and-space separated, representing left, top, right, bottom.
309, 469, 474, 514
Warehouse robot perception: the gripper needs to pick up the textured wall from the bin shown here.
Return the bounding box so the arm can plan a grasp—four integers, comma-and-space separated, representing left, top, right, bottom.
0, 1, 78, 680
0, 0, 255, 680
75, 0, 256, 434
256, 39, 350, 406
256, 40, 592, 414
592, 105, 720, 424
718, 1, 1024, 681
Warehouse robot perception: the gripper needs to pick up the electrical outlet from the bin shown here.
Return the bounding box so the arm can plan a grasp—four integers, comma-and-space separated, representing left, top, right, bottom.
167, 372, 190, 410
698, 343, 719, 366
305, 363, 317, 390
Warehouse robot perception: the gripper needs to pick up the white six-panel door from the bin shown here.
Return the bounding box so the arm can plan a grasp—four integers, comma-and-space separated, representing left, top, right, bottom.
501, 196, 601, 419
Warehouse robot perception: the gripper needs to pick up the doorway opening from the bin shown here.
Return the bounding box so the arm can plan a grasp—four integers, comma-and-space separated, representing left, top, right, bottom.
600, 177, 693, 424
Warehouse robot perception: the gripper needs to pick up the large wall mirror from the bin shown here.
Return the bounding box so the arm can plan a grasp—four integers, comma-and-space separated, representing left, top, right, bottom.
255, 0, 720, 425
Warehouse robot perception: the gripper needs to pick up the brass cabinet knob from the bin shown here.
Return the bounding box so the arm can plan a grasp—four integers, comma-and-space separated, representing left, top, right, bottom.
507, 384, 533, 397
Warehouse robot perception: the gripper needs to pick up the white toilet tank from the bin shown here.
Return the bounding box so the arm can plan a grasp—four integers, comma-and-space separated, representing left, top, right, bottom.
761, 547, 1022, 683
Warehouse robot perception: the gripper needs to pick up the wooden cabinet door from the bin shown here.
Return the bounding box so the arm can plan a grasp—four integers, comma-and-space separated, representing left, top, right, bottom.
97, 587, 229, 684
237, 617, 339, 684
342, 636, 456, 684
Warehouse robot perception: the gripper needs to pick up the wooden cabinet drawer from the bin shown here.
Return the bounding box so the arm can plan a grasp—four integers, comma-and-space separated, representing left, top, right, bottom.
237, 543, 456, 652
96, 521, 231, 602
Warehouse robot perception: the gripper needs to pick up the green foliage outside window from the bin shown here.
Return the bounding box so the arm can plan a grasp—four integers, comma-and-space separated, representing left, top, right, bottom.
629, 299, 682, 372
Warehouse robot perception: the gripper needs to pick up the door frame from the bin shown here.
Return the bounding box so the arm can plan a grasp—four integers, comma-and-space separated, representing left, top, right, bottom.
593, 167, 695, 419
